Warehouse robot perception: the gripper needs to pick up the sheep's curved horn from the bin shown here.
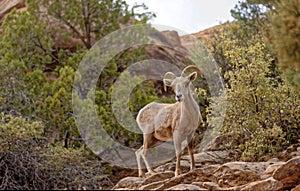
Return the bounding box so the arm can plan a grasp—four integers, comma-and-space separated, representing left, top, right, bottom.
163, 72, 176, 92
181, 65, 203, 78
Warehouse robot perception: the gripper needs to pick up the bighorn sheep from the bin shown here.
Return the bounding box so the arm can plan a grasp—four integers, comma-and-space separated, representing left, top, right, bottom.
135, 65, 203, 177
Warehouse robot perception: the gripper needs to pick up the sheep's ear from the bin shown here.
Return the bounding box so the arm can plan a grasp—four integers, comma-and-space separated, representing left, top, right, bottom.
163, 72, 176, 92
163, 79, 173, 91
188, 72, 197, 82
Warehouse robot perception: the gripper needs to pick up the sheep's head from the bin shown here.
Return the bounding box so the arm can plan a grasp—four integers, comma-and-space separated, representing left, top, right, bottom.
163, 65, 203, 102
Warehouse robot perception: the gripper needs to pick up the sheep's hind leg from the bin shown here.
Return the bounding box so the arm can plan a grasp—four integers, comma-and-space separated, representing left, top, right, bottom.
135, 146, 144, 177
141, 133, 158, 176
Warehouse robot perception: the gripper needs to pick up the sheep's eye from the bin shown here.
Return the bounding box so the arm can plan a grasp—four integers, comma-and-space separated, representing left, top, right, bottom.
184, 82, 189, 87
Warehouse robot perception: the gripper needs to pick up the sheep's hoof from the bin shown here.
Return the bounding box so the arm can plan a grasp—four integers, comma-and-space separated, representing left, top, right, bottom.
190, 166, 196, 172
138, 172, 146, 178
146, 170, 157, 177
175, 170, 181, 177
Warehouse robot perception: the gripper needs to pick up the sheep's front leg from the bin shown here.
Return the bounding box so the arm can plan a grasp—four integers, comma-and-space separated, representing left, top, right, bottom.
173, 131, 183, 177
187, 134, 195, 172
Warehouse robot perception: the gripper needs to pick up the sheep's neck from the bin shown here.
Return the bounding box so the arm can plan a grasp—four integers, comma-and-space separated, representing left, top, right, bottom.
180, 90, 199, 121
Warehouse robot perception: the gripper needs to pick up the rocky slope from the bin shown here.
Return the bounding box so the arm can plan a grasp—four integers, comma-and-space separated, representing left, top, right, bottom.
113, 141, 300, 190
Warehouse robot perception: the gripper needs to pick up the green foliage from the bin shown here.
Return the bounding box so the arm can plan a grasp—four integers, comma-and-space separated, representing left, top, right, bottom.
0, 113, 44, 151
130, 80, 159, 114
24, 69, 47, 96
230, 0, 300, 90
207, 20, 281, 84
0, 9, 54, 114
231, 0, 272, 22
0, 0, 154, 147
230, 0, 273, 37
96, 71, 160, 147
0, 114, 111, 189
0, 0, 157, 189
29, 0, 154, 49
0, 46, 82, 145
241, 124, 287, 161
267, 0, 300, 89
208, 24, 300, 161
0, 9, 54, 69
37, 145, 112, 189
38, 66, 78, 143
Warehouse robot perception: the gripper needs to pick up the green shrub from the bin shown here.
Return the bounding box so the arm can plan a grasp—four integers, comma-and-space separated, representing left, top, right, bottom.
241, 124, 287, 161
208, 26, 299, 161
0, 114, 112, 190
0, 113, 44, 151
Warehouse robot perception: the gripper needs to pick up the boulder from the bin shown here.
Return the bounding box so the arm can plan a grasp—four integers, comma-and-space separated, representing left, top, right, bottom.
112, 155, 300, 190
140, 171, 174, 186
277, 143, 300, 162
212, 161, 271, 187
139, 180, 167, 190
291, 184, 300, 191
273, 156, 300, 190
202, 182, 222, 190
264, 162, 285, 176
241, 177, 282, 191
182, 150, 241, 165
112, 177, 143, 190
166, 183, 204, 190
154, 168, 216, 190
